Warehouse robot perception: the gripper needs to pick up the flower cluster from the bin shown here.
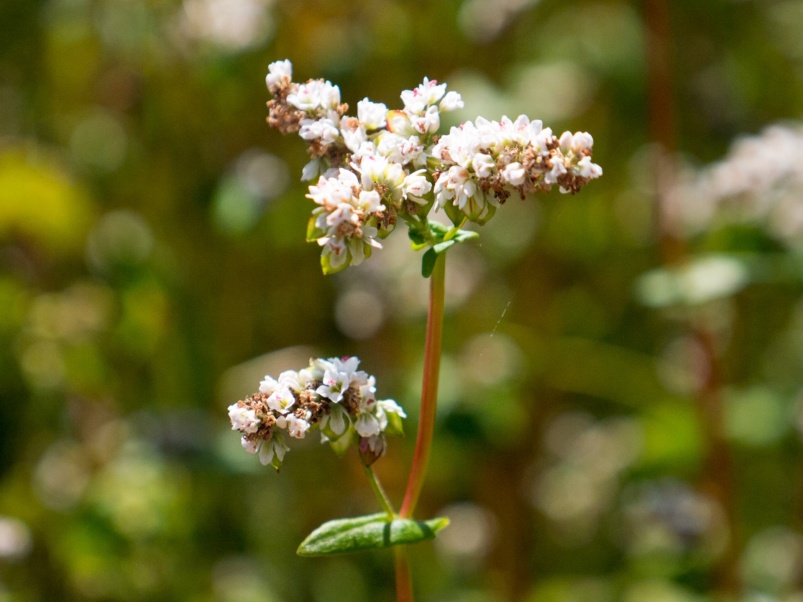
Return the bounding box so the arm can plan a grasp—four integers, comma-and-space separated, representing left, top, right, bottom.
227, 356, 405, 470
672, 123, 803, 248
265, 59, 602, 273
433, 117, 603, 224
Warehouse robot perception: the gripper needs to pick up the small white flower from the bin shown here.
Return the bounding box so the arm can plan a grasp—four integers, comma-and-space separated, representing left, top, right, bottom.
545, 158, 567, 185
357, 99, 388, 130
358, 376, 377, 407
277, 370, 301, 393
378, 399, 407, 419
356, 189, 384, 213
317, 81, 342, 110
559, 130, 574, 153
358, 155, 405, 196
375, 132, 425, 166
386, 111, 415, 137
472, 153, 495, 178
241, 436, 259, 454
287, 82, 322, 112
410, 105, 440, 135
299, 118, 340, 144
228, 404, 260, 433
566, 131, 594, 154
355, 412, 381, 437
259, 375, 278, 395
288, 80, 341, 113
402, 170, 432, 203
316, 368, 350, 403
277, 414, 310, 439
266, 59, 292, 90
341, 120, 368, 153
501, 162, 526, 187
331, 356, 361, 375
434, 165, 475, 209
575, 156, 603, 179
308, 358, 333, 380
267, 386, 296, 414
401, 77, 447, 114
439, 91, 464, 112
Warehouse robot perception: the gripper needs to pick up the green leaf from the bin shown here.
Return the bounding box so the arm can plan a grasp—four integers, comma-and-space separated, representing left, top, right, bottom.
453, 229, 479, 242
422, 248, 437, 278
408, 228, 426, 246
433, 239, 456, 254
297, 513, 449, 557
428, 221, 449, 237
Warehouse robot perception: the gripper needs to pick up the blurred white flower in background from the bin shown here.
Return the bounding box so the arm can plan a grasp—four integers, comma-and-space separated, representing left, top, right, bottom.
458, 0, 541, 43
179, 0, 275, 51
674, 123, 803, 248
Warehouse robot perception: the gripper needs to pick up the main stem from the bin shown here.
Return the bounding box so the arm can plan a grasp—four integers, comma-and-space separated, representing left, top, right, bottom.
401, 253, 446, 518
394, 253, 446, 602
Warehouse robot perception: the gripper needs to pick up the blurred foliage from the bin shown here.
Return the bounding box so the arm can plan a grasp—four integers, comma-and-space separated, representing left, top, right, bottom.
2, 0, 803, 600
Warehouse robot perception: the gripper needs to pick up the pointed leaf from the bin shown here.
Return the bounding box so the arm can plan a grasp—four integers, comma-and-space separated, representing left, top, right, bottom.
297, 513, 449, 557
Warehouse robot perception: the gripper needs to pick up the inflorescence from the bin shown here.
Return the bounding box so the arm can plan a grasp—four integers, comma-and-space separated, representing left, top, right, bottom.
265, 59, 602, 273
227, 356, 405, 470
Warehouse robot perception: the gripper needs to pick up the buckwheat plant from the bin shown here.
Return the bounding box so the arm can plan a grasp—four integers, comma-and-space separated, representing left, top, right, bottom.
229, 59, 602, 601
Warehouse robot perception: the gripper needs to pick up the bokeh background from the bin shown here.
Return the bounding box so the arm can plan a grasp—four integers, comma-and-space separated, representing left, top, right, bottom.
3, 0, 803, 600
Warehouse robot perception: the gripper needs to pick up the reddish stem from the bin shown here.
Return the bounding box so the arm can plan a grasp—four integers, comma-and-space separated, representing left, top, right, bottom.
400, 254, 446, 519
395, 546, 414, 602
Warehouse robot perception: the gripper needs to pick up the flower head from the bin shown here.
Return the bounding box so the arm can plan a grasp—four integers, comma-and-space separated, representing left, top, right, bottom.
265, 59, 602, 272
227, 356, 404, 470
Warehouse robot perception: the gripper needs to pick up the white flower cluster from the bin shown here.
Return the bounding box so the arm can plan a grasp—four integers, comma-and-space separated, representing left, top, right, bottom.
433, 117, 603, 224
227, 356, 406, 469
265, 59, 602, 272
266, 60, 466, 273
672, 123, 803, 248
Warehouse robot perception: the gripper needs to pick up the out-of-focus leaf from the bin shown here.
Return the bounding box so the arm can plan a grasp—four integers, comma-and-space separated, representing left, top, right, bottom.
0, 149, 93, 255
635, 254, 750, 307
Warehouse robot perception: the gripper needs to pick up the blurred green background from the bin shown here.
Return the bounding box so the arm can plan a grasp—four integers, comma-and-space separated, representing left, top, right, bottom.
3, 0, 803, 600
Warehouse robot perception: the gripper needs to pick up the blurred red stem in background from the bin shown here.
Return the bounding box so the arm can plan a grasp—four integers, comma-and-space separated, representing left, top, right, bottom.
644, 0, 682, 266
644, 0, 739, 593
693, 325, 739, 593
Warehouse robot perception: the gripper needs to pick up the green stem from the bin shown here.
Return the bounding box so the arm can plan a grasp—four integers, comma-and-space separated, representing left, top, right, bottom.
363, 464, 396, 519
400, 253, 446, 518
444, 217, 468, 242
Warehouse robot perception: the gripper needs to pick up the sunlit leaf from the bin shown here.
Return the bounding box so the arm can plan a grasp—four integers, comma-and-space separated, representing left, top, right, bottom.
297, 513, 449, 557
